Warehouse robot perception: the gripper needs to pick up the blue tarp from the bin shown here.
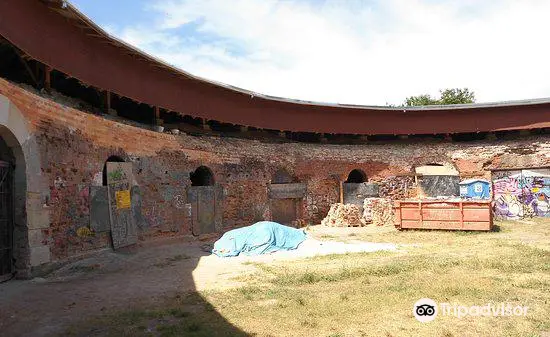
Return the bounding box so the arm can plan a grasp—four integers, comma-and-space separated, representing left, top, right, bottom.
212, 221, 307, 257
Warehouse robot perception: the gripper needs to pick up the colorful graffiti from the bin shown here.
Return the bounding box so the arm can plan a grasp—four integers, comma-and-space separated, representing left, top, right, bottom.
493, 169, 550, 219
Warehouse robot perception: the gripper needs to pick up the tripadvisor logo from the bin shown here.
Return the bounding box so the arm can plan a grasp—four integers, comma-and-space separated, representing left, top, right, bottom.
413, 298, 438, 322
413, 298, 529, 322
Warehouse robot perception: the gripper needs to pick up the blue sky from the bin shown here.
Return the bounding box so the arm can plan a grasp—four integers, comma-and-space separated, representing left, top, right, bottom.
70, 0, 550, 105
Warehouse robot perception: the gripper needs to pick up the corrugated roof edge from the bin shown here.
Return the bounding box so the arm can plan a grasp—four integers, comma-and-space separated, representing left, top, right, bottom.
63, 0, 550, 112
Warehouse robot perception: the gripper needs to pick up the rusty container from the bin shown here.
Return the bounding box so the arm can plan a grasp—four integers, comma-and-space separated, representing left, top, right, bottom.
394, 200, 492, 231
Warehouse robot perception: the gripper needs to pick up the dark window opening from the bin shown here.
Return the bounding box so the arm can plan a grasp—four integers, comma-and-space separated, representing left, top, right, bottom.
50, 69, 103, 114
102, 155, 125, 186
208, 120, 242, 134
287, 132, 320, 143
367, 135, 399, 142
425, 163, 444, 166
346, 169, 367, 183
451, 132, 487, 142
190, 166, 215, 186
409, 133, 446, 140
0, 38, 40, 87
495, 130, 520, 140
110, 95, 154, 125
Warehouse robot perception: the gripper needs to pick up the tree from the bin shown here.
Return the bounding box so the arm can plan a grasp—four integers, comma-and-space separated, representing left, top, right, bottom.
404, 94, 438, 106
404, 88, 475, 106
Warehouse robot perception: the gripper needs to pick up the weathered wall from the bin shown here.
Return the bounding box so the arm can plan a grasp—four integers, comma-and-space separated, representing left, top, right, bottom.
1, 78, 550, 272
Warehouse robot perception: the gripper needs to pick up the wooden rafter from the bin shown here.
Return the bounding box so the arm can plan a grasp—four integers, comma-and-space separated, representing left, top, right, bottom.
18, 55, 39, 87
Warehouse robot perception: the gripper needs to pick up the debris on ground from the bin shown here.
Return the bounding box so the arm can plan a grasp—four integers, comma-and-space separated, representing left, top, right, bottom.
363, 198, 395, 226
321, 203, 366, 227
212, 221, 307, 257
295, 239, 397, 256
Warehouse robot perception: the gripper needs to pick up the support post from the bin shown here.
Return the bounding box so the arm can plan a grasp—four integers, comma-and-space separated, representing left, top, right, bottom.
104, 91, 116, 116
154, 106, 162, 125
18, 57, 39, 88
44, 65, 52, 92
339, 180, 344, 204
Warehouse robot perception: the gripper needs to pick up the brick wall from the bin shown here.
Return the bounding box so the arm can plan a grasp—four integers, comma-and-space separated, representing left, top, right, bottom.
1, 78, 550, 265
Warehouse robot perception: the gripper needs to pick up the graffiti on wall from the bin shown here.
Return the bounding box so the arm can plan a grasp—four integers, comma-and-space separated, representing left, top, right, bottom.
493, 169, 550, 219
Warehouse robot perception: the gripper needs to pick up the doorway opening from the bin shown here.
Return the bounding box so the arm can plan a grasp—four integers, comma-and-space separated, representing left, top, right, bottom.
346, 169, 367, 183
190, 166, 215, 186
102, 155, 125, 186
0, 136, 15, 281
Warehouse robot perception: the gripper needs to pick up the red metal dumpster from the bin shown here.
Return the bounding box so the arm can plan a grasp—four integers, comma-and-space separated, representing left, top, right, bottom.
394, 200, 492, 231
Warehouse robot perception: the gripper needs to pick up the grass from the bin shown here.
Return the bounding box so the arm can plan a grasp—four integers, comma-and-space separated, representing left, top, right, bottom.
65, 219, 550, 337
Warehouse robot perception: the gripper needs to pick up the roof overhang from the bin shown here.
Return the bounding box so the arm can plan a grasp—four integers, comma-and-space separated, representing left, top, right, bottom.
0, 0, 549, 134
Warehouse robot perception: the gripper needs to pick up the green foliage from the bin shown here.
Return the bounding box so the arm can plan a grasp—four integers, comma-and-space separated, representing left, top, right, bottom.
404, 88, 476, 106
404, 94, 438, 106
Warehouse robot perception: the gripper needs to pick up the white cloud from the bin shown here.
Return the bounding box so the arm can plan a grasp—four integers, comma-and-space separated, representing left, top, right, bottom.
106, 0, 550, 105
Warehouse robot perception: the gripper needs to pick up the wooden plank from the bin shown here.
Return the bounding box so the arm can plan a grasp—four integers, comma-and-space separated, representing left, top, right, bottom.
400, 220, 491, 231
395, 201, 402, 229
104, 91, 111, 114
462, 208, 491, 221
106, 162, 138, 249
269, 183, 306, 199
44, 65, 52, 92
460, 201, 464, 229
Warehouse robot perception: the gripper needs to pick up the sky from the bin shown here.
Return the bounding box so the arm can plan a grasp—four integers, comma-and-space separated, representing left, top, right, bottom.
70, 0, 550, 106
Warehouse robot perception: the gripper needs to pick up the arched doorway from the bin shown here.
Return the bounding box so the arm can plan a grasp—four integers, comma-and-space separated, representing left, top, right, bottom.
269, 168, 305, 226
190, 166, 215, 186
343, 169, 378, 207
0, 136, 15, 281
346, 169, 367, 183
101, 155, 138, 249
102, 155, 125, 186
0, 123, 27, 281
272, 168, 294, 184
187, 166, 222, 235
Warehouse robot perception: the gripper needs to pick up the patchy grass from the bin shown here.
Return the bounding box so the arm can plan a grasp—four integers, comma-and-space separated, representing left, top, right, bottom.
66, 219, 550, 337
63, 292, 248, 337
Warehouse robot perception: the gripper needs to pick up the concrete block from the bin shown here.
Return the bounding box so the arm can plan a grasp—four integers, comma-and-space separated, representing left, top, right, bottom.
27, 210, 50, 230
28, 229, 46, 247
30, 246, 51, 266
26, 191, 43, 212
0, 94, 9, 125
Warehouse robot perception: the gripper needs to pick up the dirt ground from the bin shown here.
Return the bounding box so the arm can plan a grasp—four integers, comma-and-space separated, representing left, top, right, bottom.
0, 225, 398, 337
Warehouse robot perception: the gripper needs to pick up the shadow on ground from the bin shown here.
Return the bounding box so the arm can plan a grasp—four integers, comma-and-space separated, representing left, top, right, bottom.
0, 240, 250, 337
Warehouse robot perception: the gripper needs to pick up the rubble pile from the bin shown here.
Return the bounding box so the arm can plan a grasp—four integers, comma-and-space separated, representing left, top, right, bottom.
321, 203, 366, 227
363, 198, 394, 226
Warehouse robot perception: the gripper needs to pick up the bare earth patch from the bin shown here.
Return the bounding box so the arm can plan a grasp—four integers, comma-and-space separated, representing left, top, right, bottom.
0, 220, 549, 336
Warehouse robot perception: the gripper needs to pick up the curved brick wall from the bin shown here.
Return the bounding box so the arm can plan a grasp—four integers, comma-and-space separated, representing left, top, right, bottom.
1, 78, 549, 270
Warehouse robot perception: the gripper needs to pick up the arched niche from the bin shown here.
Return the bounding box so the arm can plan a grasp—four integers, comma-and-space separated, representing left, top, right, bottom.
190, 166, 215, 186
102, 155, 125, 186
268, 168, 305, 226
345, 169, 367, 183
271, 168, 295, 184
187, 166, 222, 236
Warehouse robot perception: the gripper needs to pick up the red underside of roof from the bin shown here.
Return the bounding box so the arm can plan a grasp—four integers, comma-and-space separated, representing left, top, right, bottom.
0, 0, 549, 135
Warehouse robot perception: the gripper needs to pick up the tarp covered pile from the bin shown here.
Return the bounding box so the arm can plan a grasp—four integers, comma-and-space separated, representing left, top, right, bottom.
212, 221, 307, 257
321, 203, 366, 227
